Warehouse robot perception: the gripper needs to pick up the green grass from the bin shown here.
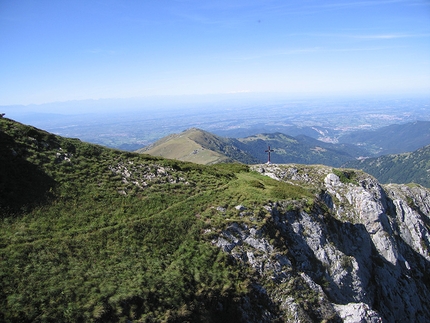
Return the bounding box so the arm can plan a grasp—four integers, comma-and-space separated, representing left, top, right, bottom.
0, 118, 315, 322
332, 168, 358, 185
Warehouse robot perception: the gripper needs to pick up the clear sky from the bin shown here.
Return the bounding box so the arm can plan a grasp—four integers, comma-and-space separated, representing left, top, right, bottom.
1, 0, 429, 105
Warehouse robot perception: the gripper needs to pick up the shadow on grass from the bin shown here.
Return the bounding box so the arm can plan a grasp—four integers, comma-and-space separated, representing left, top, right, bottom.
0, 131, 56, 216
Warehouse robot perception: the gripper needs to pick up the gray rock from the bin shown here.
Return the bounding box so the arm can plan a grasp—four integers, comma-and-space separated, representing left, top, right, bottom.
209, 164, 430, 322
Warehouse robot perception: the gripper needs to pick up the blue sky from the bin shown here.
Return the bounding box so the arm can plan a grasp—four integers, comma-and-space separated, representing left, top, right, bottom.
1, 0, 429, 105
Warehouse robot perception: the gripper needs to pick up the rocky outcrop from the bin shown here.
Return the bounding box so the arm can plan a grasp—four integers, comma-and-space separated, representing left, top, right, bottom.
211, 164, 430, 322
108, 162, 188, 193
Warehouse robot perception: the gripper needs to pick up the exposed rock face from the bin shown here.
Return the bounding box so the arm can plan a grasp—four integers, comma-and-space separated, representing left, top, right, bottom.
212, 164, 430, 322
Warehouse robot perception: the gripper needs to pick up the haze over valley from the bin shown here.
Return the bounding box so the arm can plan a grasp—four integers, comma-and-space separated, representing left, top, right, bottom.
3, 94, 429, 153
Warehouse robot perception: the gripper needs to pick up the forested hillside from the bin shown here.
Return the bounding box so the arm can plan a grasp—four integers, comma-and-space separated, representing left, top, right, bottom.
238, 132, 366, 166
343, 144, 430, 187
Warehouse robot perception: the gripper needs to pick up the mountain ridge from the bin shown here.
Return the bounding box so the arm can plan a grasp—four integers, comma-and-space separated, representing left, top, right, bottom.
137, 128, 259, 165
1, 117, 430, 322
138, 128, 367, 167
237, 132, 366, 166
137, 127, 430, 187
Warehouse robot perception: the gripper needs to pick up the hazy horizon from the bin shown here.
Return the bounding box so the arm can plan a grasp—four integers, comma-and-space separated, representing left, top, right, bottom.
1, 0, 429, 107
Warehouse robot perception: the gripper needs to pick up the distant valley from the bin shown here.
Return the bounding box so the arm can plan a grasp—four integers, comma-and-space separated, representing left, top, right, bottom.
338, 121, 430, 156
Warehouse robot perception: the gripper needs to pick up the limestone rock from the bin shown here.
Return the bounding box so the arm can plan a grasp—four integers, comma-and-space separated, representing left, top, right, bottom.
334, 303, 381, 323
210, 164, 430, 322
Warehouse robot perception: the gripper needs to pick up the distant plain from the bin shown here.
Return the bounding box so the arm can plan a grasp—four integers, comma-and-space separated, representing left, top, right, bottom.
2, 94, 430, 152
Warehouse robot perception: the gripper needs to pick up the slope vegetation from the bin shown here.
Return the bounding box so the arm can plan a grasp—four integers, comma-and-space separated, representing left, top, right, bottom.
136, 128, 258, 165
0, 118, 310, 322
343, 144, 430, 187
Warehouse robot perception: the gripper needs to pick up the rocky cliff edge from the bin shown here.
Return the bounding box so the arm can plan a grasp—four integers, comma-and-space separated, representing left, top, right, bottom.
211, 164, 430, 322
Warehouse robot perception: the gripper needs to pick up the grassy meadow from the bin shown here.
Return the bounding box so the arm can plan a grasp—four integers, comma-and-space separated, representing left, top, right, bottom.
0, 118, 316, 322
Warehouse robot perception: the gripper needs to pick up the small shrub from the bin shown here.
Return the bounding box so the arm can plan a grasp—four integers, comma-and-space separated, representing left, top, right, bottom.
332, 169, 357, 185
249, 180, 265, 189
340, 255, 352, 270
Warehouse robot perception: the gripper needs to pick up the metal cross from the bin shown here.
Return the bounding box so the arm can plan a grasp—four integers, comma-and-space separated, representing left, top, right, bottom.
265, 145, 274, 164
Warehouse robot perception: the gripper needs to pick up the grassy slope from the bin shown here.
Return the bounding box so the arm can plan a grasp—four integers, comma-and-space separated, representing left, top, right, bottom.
0, 118, 314, 322
136, 128, 231, 164
137, 128, 260, 165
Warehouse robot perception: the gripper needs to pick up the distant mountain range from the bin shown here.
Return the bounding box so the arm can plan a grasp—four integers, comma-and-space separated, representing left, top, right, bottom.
137, 128, 367, 167
138, 124, 430, 187
238, 132, 367, 166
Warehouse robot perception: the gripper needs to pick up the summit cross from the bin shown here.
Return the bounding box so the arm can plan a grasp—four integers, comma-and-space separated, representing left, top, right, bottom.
265, 145, 274, 164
